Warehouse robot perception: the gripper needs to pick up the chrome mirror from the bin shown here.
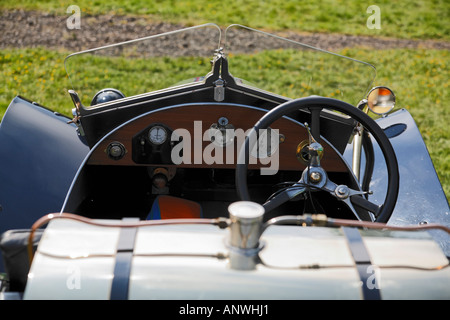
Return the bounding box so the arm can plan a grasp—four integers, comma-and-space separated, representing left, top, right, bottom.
367, 86, 395, 115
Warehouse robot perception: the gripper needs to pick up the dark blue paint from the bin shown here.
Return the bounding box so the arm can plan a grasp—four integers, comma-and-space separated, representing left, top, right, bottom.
383, 123, 407, 139
0, 96, 89, 271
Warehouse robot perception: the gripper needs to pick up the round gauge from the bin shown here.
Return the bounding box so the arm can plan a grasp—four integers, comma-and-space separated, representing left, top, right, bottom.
148, 126, 168, 145
250, 127, 280, 159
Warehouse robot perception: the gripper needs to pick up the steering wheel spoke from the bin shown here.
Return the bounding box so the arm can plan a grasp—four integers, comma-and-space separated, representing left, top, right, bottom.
263, 186, 306, 213
308, 106, 323, 143
350, 195, 382, 217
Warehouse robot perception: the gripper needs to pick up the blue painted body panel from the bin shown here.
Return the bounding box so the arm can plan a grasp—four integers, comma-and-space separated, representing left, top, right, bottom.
345, 109, 450, 255
0, 97, 89, 271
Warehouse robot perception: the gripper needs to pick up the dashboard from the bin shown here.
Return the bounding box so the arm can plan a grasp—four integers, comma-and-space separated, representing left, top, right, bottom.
87, 103, 348, 173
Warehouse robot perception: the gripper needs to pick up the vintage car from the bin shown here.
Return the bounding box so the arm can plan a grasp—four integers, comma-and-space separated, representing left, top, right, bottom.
0, 24, 449, 300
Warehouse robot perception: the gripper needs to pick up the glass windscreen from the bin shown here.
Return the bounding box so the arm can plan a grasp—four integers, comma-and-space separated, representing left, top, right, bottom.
64, 23, 222, 108
223, 25, 376, 105
65, 23, 376, 108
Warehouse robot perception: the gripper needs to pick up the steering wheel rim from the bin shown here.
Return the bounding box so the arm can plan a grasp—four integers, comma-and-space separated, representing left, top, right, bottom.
236, 96, 399, 223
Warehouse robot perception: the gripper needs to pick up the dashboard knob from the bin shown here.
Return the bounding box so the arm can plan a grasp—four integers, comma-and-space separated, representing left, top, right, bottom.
106, 142, 126, 160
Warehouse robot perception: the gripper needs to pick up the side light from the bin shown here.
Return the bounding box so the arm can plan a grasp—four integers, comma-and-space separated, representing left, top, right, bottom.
91, 88, 125, 106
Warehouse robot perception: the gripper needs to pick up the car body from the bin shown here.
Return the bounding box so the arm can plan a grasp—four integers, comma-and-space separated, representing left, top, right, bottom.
0, 24, 449, 300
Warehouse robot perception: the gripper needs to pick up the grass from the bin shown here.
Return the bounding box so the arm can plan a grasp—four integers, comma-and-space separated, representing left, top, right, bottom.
0, 48, 71, 118
0, 46, 448, 199
0, 0, 449, 40
65, 54, 214, 106
0, 48, 214, 116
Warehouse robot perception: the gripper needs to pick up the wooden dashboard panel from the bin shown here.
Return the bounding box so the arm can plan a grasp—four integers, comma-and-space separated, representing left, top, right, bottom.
87, 104, 348, 172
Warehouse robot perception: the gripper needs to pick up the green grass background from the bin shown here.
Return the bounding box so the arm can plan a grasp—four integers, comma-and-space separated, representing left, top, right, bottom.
0, 1, 448, 199
1, 0, 449, 40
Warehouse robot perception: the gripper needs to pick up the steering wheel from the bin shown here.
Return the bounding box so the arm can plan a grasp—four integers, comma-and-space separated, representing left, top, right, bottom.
236, 96, 399, 223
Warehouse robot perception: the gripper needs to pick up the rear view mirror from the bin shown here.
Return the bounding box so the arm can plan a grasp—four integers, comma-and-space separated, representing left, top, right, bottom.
367, 86, 395, 115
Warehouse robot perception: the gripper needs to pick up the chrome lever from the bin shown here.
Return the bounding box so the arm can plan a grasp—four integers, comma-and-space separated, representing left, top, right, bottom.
321, 181, 373, 221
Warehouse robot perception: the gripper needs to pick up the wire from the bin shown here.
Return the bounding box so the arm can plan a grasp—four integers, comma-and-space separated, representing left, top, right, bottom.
259, 259, 450, 272
27, 212, 229, 265
328, 218, 450, 234
263, 214, 450, 234
37, 250, 228, 261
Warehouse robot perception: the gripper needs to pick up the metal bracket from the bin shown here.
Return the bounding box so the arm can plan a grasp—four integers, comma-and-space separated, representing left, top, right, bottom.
67, 90, 85, 136
214, 79, 225, 102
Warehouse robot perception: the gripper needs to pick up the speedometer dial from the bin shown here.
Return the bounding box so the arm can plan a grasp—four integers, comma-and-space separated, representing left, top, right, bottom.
148, 126, 167, 145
